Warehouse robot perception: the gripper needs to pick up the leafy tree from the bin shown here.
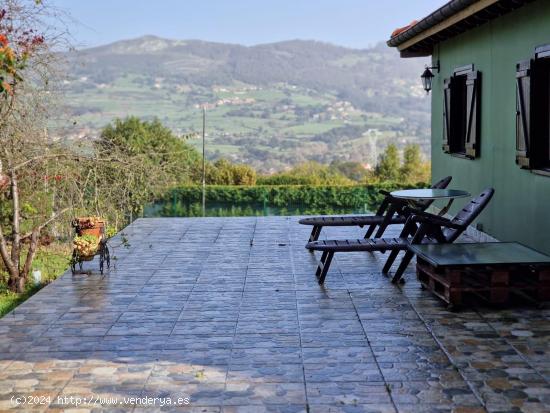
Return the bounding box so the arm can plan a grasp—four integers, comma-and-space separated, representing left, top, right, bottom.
258, 161, 353, 185
400, 144, 429, 183
207, 159, 256, 185
99, 116, 200, 183
0, 0, 72, 293
207, 159, 233, 185
231, 164, 256, 185
374, 144, 400, 181
329, 160, 367, 182
92, 117, 201, 222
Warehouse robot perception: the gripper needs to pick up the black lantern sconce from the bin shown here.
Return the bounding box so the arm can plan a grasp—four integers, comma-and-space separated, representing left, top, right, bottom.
421, 61, 440, 94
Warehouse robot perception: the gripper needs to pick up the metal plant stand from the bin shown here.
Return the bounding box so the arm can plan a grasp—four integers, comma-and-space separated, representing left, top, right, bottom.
70, 218, 111, 275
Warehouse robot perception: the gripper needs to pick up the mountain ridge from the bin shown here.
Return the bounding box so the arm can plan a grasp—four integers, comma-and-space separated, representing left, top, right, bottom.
81, 35, 384, 53
62, 36, 430, 172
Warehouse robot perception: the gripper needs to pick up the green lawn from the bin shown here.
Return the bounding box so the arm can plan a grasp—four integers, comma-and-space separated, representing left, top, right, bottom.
286, 121, 344, 135
0, 244, 70, 318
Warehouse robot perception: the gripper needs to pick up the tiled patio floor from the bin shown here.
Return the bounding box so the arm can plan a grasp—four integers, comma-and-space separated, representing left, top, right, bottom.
1, 217, 549, 412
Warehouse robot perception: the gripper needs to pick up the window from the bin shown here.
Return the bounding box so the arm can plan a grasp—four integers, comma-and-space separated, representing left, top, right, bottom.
442, 65, 481, 159
516, 44, 550, 172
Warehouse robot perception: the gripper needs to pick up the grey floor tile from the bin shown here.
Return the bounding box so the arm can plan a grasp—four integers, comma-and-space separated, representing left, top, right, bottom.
0, 217, 547, 412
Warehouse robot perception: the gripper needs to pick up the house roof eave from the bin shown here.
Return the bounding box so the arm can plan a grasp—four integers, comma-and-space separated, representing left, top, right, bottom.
388, 0, 533, 57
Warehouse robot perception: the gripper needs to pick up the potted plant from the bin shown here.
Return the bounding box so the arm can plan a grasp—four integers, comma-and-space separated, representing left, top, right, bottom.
70, 216, 111, 274
72, 216, 106, 239
73, 233, 101, 258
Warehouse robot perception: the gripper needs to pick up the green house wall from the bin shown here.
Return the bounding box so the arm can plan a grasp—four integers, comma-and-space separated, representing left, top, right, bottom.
430, 0, 550, 253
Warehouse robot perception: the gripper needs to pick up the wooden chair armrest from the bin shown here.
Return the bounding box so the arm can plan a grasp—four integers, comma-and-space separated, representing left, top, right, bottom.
410, 213, 462, 229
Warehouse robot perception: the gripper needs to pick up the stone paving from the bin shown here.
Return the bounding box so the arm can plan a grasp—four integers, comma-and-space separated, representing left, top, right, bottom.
1, 216, 549, 412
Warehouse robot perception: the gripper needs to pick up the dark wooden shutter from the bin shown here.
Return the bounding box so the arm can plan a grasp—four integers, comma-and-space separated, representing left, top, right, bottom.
442, 78, 452, 153
515, 59, 531, 168
465, 71, 481, 158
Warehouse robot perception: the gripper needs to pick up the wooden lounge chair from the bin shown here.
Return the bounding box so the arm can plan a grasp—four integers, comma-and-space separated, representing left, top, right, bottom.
299, 176, 452, 243
307, 188, 494, 285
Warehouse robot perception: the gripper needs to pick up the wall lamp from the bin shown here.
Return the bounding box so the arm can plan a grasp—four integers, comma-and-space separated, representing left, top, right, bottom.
421, 60, 440, 94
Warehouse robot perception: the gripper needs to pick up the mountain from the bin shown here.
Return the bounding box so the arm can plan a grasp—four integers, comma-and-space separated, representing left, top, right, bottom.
61, 36, 430, 172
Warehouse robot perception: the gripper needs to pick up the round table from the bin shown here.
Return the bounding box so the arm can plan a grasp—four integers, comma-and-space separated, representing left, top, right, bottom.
390, 189, 471, 216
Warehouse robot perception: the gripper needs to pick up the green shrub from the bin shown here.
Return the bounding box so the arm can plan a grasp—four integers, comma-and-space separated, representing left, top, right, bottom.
257, 161, 354, 185
157, 182, 429, 216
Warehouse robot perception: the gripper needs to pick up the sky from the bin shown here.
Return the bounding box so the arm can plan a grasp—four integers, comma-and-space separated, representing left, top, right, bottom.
50, 0, 448, 50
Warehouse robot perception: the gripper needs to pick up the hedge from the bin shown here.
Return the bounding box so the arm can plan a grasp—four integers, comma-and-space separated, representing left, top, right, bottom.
154, 182, 429, 216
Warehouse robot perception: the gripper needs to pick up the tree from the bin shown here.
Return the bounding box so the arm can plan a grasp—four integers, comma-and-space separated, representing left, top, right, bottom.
400, 144, 430, 184
92, 117, 201, 223
231, 164, 256, 185
207, 159, 257, 185
329, 160, 367, 182
207, 159, 233, 185
400, 144, 421, 181
258, 161, 353, 185
374, 144, 400, 181
98, 116, 200, 184
0, 0, 70, 292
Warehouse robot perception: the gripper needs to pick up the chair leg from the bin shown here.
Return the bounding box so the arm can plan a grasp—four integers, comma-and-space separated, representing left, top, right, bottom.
391, 251, 415, 284
374, 206, 397, 238
309, 225, 322, 242
382, 250, 400, 274
315, 251, 328, 278
374, 221, 389, 238
364, 224, 377, 238
315, 251, 334, 285
373, 219, 390, 253
372, 205, 399, 254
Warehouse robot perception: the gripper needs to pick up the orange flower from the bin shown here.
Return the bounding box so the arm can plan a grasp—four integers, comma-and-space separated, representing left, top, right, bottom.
0, 34, 7, 47
1, 81, 12, 95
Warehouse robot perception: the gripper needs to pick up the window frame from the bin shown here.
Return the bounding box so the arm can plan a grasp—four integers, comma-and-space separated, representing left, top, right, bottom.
442, 64, 481, 160
516, 44, 550, 176
533, 45, 550, 173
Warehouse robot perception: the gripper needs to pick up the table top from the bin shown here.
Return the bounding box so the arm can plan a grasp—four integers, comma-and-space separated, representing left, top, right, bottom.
410, 242, 550, 267
390, 189, 470, 200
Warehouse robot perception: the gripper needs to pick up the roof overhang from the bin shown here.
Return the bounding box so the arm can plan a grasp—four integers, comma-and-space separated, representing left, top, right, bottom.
387, 0, 534, 57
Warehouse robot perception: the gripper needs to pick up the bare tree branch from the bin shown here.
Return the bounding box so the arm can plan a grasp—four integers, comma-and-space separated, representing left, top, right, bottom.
20, 207, 70, 240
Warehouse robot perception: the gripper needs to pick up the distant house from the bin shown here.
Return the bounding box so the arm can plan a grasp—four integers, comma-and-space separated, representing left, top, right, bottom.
388, 0, 550, 253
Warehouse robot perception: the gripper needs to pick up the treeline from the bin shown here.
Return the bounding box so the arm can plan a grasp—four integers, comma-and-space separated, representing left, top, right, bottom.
257, 144, 430, 186
100, 117, 430, 191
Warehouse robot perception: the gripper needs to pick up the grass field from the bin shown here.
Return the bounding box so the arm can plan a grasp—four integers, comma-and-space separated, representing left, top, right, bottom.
61, 79, 427, 171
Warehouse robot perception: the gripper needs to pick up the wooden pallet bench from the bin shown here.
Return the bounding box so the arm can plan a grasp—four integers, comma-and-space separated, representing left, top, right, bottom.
409, 242, 550, 308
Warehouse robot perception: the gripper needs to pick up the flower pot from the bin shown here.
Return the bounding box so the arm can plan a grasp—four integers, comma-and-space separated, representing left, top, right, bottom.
81, 227, 101, 238
74, 217, 106, 239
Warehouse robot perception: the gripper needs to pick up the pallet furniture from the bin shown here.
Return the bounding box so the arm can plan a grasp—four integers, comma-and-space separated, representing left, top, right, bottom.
410, 242, 550, 308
